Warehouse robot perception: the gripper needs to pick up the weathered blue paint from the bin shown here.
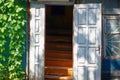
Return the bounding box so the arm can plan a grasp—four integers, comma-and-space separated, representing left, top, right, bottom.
102, 59, 120, 71
102, 59, 120, 78
102, 0, 120, 10
21, 1, 28, 71
22, 16, 28, 71
22, 43, 27, 71
82, 0, 120, 10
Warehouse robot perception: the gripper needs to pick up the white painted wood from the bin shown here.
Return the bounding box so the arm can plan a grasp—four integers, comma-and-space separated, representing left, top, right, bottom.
30, 1, 74, 5
30, 2, 45, 80
73, 4, 102, 80
77, 67, 85, 80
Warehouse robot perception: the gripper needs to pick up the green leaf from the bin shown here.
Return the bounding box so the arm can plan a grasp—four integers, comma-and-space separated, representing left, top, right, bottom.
0, 0, 26, 79
0, 14, 3, 19
16, 8, 23, 12
0, 63, 2, 66
3, 15, 7, 20
1, 27, 6, 33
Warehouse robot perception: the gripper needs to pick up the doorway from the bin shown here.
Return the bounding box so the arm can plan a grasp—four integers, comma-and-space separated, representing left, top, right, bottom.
45, 5, 73, 80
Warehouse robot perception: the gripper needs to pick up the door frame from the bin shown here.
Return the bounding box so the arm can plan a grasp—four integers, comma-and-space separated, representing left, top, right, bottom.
28, 1, 102, 79
28, 1, 74, 79
27, 0, 30, 79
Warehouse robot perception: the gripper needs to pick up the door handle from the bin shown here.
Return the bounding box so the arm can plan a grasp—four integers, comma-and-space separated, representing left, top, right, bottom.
96, 45, 100, 54
96, 46, 100, 51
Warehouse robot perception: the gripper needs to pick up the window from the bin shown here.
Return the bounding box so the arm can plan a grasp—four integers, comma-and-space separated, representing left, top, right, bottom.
104, 16, 120, 59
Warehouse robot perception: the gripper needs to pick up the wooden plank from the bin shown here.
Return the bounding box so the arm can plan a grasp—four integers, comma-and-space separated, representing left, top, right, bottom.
73, 4, 101, 80
46, 36, 72, 42
46, 30, 72, 36
45, 59, 72, 67
30, 3, 45, 80
45, 52, 72, 59
45, 75, 72, 80
45, 43, 72, 51
45, 67, 72, 76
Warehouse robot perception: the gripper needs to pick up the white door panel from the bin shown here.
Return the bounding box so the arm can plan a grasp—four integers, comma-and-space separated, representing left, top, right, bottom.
73, 4, 101, 80
30, 3, 45, 80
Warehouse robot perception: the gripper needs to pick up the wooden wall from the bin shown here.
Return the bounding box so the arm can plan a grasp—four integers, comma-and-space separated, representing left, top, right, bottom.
76, 0, 120, 12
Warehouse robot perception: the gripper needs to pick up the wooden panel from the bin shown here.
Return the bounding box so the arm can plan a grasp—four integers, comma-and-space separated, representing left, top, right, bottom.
87, 67, 96, 80
88, 47, 96, 64
82, 0, 101, 3
46, 43, 72, 51
45, 75, 72, 80
77, 47, 86, 64
78, 28, 86, 44
45, 51, 72, 59
88, 8, 97, 25
45, 60, 72, 67
46, 36, 71, 43
88, 28, 96, 44
74, 4, 101, 80
78, 8, 87, 25
45, 67, 72, 76
30, 3, 45, 80
46, 29, 72, 36
77, 67, 86, 80
102, 0, 120, 10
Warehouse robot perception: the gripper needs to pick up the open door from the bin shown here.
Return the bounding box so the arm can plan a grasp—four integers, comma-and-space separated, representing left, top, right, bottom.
73, 4, 102, 80
45, 5, 73, 80
29, 3, 45, 80
29, 2, 101, 80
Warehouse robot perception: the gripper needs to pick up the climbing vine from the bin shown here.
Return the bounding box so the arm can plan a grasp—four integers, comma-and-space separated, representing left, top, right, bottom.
0, 0, 27, 79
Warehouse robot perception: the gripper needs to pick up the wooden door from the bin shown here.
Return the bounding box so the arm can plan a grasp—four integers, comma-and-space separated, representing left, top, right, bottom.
73, 4, 102, 80
29, 3, 45, 80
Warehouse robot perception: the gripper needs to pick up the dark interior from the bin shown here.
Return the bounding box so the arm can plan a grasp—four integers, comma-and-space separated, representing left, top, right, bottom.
44, 5, 73, 79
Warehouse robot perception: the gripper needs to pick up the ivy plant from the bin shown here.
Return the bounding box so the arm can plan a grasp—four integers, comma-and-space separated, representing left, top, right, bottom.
0, 0, 27, 79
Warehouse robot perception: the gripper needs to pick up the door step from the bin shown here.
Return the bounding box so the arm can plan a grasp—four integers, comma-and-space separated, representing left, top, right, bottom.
46, 36, 71, 42
45, 59, 72, 67
45, 51, 72, 59
45, 66, 72, 69
45, 43, 72, 51
45, 66, 72, 76
45, 75, 72, 80
46, 58, 72, 61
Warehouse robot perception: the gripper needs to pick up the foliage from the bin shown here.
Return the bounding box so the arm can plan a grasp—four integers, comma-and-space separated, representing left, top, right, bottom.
0, 0, 27, 79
